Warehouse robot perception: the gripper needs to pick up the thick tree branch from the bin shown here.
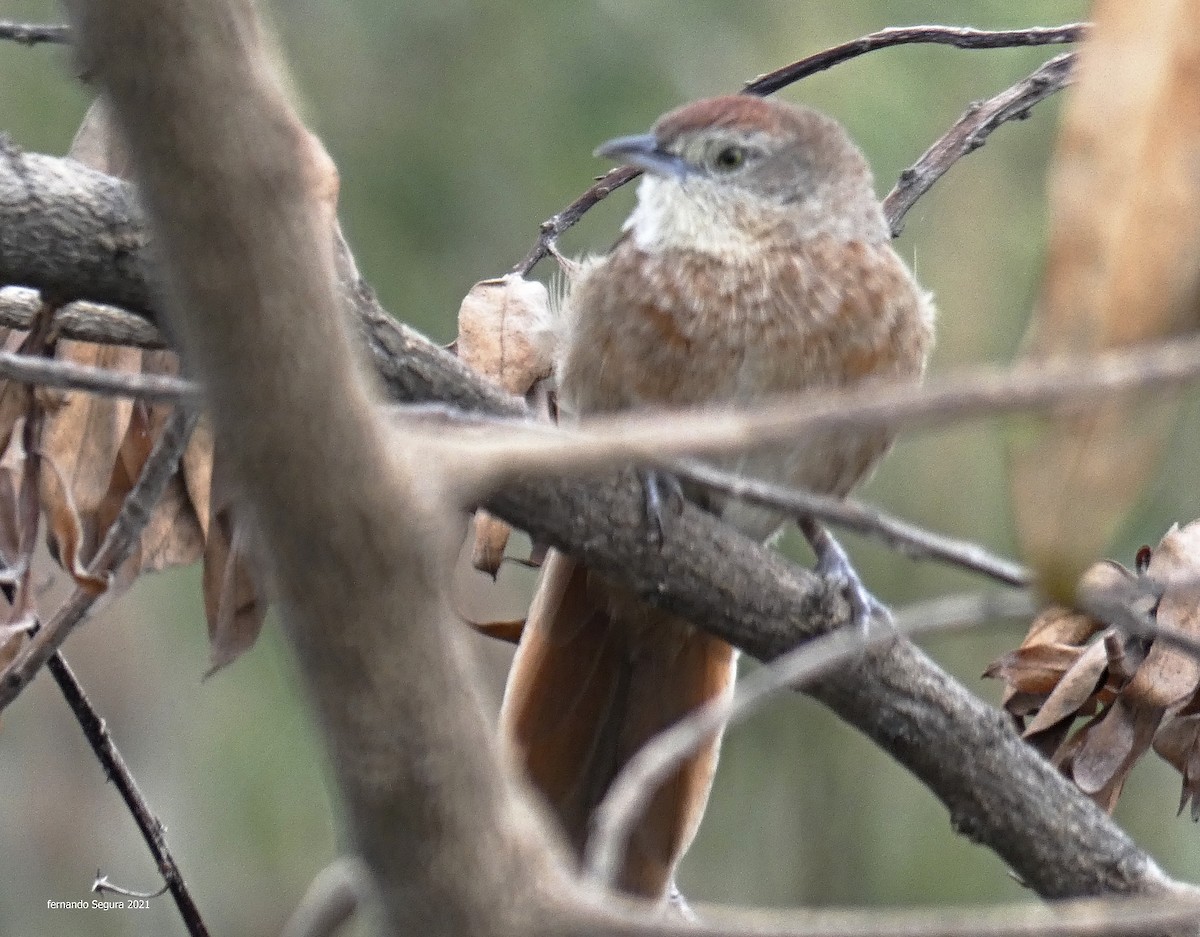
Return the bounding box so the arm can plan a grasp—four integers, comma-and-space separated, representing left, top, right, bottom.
585, 591, 1040, 891
59, 6, 575, 937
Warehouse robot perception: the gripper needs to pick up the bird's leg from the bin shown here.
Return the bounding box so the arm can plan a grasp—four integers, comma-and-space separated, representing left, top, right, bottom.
639, 468, 685, 546
798, 517, 891, 634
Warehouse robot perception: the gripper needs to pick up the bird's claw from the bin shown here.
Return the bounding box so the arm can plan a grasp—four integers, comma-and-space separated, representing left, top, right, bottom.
666, 881, 697, 921
804, 520, 891, 635
640, 468, 684, 547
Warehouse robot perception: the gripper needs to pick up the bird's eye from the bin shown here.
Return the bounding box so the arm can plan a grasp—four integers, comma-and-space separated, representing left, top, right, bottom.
711, 145, 747, 172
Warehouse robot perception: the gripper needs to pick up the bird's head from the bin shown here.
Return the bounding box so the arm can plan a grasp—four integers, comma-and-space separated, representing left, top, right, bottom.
596, 95, 886, 255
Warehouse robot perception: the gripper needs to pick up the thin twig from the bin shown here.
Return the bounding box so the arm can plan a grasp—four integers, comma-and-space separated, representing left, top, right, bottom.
512, 25, 1084, 274
0, 407, 199, 710
583, 590, 1039, 889
745, 23, 1085, 95
0, 347, 196, 403
49, 655, 208, 934
883, 52, 1075, 236
445, 335, 1200, 494
0, 20, 71, 46
675, 458, 1031, 587
92, 872, 170, 900
0, 288, 166, 349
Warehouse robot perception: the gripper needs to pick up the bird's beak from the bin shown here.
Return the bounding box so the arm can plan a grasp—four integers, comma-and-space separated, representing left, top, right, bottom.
594, 132, 690, 180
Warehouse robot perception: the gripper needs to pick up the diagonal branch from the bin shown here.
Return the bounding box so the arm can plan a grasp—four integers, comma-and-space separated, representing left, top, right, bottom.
49, 653, 209, 935
883, 52, 1075, 236
673, 459, 1030, 586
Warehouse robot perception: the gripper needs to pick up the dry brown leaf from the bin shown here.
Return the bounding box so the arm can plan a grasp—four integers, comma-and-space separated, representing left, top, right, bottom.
39, 450, 108, 595
1018, 604, 1107, 650
1063, 698, 1156, 812
1009, 0, 1200, 600
180, 416, 215, 541
457, 274, 554, 573
470, 510, 512, 578
465, 617, 526, 645
991, 521, 1200, 814
985, 643, 1087, 698
456, 274, 554, 395
1023, 638, 1113, 738
39, 339, 141, 566
203, 457, 266, 672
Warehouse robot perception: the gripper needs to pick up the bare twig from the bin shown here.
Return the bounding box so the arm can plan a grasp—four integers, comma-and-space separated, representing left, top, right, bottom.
49, 658, 208, 937
0, 20, 70, 46
744, 23, 1085, 95
92, 872, 170, 900
510, 165, 639, 276
584, 590, 1038, 889
0, 407, 198, 710
883, 52, 1076, 236
0, 347, 196, 402
674, 458, 1031, 586
446, 335, 1200, 495
0, 288, 166, 349
513, 26, 1083, 274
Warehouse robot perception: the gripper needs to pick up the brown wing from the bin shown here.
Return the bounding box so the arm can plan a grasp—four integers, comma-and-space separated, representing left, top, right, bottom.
499, 550, 736, 897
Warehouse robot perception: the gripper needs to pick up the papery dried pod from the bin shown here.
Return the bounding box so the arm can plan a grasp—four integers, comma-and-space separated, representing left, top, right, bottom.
203, 455, 267, 673
456, 274, 554, 395
1009, 0, 1200, 600
994, 522, 1200, 813
471, 511, 513, 579
456, 274, 555, 574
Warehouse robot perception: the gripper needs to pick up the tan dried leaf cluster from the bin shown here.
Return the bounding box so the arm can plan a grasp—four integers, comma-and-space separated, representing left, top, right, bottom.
987, 522, 1200, 815
0, 102, 266, 674
454, 274, 554, 578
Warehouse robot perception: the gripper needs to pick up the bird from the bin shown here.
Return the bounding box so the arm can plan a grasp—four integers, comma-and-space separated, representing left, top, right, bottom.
499, 94, 934, 901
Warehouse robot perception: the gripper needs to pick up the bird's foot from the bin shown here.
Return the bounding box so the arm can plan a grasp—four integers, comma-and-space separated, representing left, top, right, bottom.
640, 468, 684, 546
802, 519, 891, 635
666, 881, 697, 921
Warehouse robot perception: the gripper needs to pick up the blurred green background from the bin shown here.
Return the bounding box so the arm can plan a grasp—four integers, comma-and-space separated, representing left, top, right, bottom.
4, 1, 1199, 935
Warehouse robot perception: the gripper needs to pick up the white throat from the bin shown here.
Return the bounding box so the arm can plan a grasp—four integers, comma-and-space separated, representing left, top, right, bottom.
623, 175, 767, 259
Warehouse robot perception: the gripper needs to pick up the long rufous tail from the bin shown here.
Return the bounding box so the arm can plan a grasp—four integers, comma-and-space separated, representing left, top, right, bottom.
499, 550, 736, 898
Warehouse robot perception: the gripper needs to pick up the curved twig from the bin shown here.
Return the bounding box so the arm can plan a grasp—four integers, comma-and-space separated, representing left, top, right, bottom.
883, 52, 1075, 236
513, 25, 1084, 275
744, 23, 1084, 95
